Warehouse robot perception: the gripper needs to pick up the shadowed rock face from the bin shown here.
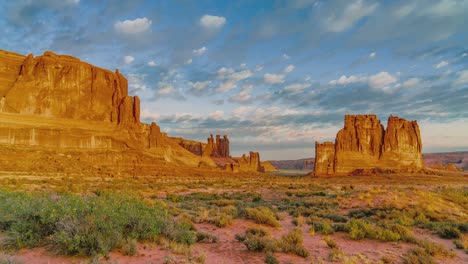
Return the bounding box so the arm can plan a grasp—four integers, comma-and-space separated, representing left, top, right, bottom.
202, 134, 230, 158
314, 114, 423, 176
1, 50, 139, 124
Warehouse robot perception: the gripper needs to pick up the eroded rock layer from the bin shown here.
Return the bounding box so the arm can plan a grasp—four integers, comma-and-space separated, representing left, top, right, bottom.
0, 49, 264, 175
314, 114, 423, 176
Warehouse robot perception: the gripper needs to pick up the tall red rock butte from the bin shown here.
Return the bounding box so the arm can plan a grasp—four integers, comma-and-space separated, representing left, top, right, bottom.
314, 114, 423, 176
0, 49, 264, 174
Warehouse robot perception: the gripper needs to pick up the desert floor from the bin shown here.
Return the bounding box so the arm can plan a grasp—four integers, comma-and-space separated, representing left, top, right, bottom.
0, 170, 467, 264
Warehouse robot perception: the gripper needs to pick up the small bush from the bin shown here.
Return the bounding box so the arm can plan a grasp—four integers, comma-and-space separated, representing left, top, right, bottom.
346, 219, 376, 240
417, 239, 455, 258
322, 214, 347, 223
210, 213, 233, 227
245, 207, 280, 228
122, 239, 137, 256
311, 221, 334, 235
264, 253, 280, 264
236, 228, 278, 252
436, 225, 461, 239
196, 232, 218, 243
323, 236, 337, 248
279, 228, 309, 258
402, 248, 436, 264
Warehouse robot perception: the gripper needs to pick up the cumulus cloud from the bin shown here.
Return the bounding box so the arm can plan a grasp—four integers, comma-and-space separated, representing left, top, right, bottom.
209, 110, 224, 120
156, 82, 174, 95
264, 73, 285, 84
283, 64, 295, 73
188, 81, 211, 91
185, 58, 193, 65
229, 85, 253, 103
216, 69, 253, 93
128, 74, 148, 92
329, 75, 366, 85
369, 52, 376, 58
200, 15, 226, 30
231, 106, 255, 118
282, 54, 291, 60
114, 17, 152, 34
284, 83, 312, 92
193, 46, 207, 56
368, 71, 398, 90
123, 55, 134, 64
434, 60, 449, 69
324, 0, 378, 32
454, 69, 468, 85
402, 77, 420, 88
147, 60, 156, 67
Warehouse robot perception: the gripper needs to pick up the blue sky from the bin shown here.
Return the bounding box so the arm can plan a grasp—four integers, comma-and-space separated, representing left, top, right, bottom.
1, 0, 467, 160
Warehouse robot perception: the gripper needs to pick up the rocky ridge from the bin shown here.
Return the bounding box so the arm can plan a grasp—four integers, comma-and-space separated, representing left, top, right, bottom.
0, 49, 264, 174
314, 114, 424, 176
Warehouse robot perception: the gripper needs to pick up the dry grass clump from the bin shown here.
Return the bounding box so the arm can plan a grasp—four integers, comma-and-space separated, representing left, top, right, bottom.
245, 207, 281, 228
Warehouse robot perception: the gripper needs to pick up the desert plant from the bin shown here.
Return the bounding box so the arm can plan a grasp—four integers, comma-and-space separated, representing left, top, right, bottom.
264, 253, 280, 264
245, 207, 281, 228
323, 236, 337, 248
279, 228, 309, 257
235, 228, 278, 252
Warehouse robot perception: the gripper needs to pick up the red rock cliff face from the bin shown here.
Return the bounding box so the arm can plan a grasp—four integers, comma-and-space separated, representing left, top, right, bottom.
1, 51, 138, 124
314, 114, 423, 176
334, 115, 384, 174
380, 116, 423, 170
232, 151, 265, 172
313, 141, 335, 176
202, 134, 230, 158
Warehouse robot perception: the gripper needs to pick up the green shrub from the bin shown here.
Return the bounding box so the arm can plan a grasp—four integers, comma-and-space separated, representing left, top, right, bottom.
323, 236, 337, 248
264, 253, 280, 264
122, 239, 137, 256
346, 219, 375, 240
402, 248, 437, 264
0, 191, 173, 256
311, 221, 334, 235
321, 214, 347, 223
236, 228, 278, 252
436, 225, 461, 239
417, 239, 455, 258
196, 232, 218, 243
210, 213, 233, 227
279, 228, 309, 258
245, 207, 280, 228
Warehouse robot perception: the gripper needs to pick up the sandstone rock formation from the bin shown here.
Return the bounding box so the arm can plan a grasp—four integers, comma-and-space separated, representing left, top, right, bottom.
314, 114, 423, 176
261, 161, 279, 172
177, 133, 264, 172
0, 49, 265, 175
314, 142, 335, 175
1, 51, 140, 125
202, 134, 230, 158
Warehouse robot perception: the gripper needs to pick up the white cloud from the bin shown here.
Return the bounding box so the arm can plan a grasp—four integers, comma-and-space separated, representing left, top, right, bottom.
240, 63, 247, 68
283, 64, 295, 73
324, 1, 378, 32
128, 74, 148, 92
147, 60, 156, 67
284, 83, 311, 92
463, 53, 467, 57
193, 46, 207, 56
329, 75, 366, 85
157, 82, 174, 95
368, 71, 398, 90
264, 73, 285, 84
255, 65, 264, 72
123, 55, 134, 64
217, 67, 234, 78
282, 54, 290, 60
434, 60, 449, 69
230, 85, 253, 103
216, 69, 253, 92
200, 15, 226, 30
188, 81, 211, 90
185, 58, 193, 65
114, 17, 152, 34
232, 106, 255, 118
454, 70, 468, 85
369, 52, 376, 58
402, 77, 420, 88
209, 110, 224, 120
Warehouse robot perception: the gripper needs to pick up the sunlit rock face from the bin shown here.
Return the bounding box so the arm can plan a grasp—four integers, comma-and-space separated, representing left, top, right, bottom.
314, 114, 423, 176
1, 51, 140, 124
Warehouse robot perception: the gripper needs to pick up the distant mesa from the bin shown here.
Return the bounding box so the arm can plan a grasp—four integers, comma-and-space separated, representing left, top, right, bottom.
314, 114, 423, 176
0, 49, 264, 175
